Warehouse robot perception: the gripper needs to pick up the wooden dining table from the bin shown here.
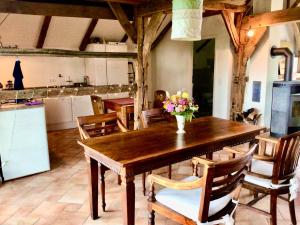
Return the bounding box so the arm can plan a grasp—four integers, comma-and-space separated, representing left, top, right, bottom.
103, 97, 134, 128
78, 117, 264, 225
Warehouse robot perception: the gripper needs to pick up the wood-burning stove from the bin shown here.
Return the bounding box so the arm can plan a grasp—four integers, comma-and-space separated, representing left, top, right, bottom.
270, 47, 300, 137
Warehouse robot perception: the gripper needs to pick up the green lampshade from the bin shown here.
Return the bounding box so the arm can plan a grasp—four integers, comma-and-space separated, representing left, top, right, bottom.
171, 0, 203, 41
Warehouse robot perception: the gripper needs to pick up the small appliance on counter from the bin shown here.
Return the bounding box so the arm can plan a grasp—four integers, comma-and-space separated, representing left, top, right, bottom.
5, 80, 13, 90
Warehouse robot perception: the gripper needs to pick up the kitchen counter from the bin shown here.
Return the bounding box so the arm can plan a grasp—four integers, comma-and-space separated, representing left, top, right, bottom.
0, 103, 44, 112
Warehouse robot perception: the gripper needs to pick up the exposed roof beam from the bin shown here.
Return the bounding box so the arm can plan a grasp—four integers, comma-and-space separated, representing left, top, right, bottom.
151, 11, 221, 50
241, 7, 300, 30
222, 11, 239, 50
291, 0, 300, 8
108, 2, 137, 43
79, 18, 98, 51
36, 16, 52, 49
0, 48, 137, 58
137, 0, 247, 16
151, 21, 172, 50
0, 0, 134, 20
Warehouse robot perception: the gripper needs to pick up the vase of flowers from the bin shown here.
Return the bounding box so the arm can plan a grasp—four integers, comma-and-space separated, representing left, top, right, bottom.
163, 91, 198, 134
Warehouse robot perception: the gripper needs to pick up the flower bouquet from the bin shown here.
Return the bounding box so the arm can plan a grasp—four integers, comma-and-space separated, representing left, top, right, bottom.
163, 91, 198, 133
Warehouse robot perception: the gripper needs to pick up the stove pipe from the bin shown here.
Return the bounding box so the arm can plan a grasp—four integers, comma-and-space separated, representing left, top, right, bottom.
270, 47, 294, 81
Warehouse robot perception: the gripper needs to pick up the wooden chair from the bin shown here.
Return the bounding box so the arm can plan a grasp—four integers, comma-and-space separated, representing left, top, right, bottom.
153, 90, 166, 109
90, 95, 104, 115
140, 108, 173, 195
77, 112, 128, 211
242, 131, 300, 225
147, 144, 257, 225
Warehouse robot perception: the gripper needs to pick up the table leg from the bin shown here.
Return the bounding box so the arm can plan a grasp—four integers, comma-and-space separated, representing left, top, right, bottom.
86, 156, 99, 220
0, 154, 4, 184
99, 164, 106, 212
120, 106, 128, 128
121, 175, 135, 225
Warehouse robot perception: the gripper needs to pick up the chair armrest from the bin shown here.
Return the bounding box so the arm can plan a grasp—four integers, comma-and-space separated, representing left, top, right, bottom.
253, 154, 274, 162
223, 146, 245, 155
191, 157, 215, 167
147, 174, 202, 190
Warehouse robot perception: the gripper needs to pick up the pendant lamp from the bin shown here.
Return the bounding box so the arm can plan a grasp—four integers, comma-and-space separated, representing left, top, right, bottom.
171, 0, 203, 41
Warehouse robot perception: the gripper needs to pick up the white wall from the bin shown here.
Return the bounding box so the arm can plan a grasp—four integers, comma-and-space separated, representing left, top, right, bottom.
151, 15, 234, 119
0, 56, 86, 88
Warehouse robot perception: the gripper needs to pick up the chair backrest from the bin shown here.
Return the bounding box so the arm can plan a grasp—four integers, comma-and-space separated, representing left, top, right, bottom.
273, 131, 300, 181
197, 144, 257, 222
77, 112, 127, 140
153, 90, 166, 109
140, 108, 172, 129
90, 95, 104, 115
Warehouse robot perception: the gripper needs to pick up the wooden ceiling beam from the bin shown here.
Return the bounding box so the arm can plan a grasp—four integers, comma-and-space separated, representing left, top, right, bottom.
79, 18, 98, 51
36, 16, 52, 49
291, 0, 300, 8
0, 0, 134, 20
222, 11, 239, 50
108, 2, 137, 43
137, 0, 247, 16
151, 21, 172, 50
242, 7, 300, 30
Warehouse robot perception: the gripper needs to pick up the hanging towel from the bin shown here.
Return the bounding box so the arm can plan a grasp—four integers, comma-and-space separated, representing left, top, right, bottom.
13, 60, 24, 90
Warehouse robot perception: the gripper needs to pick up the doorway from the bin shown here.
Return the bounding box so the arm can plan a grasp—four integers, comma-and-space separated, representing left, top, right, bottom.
193, 39, 215, 117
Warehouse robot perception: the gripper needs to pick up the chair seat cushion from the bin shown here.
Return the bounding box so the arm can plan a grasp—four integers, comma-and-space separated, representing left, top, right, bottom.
244, 159, 275, 189
155, 176, 232, 222
250, 159, 273, 177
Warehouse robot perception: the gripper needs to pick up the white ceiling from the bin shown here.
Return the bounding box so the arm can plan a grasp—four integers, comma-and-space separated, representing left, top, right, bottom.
0, 13, 126, 50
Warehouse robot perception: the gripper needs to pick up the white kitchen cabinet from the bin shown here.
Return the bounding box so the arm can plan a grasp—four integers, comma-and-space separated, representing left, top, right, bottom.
85, 44, 107, 86
43, 95, 94, 130
71, 96, 94, 121
85, 43, 128, 86
106, 43, 128, 85
44, 97, 73, 130
0, 105, 50, 181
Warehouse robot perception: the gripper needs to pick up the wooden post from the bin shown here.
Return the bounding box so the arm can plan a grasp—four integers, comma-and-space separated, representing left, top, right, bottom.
134, 13, 165, 129
230, 27, 267, 118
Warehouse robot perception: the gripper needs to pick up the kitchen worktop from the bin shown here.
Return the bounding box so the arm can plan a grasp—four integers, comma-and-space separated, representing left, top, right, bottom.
0, 103, 44, 112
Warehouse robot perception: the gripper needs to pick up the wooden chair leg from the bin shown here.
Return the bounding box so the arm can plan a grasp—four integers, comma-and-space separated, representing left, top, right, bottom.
99, 164, 106, 212
288, 197, 297, 225
168, 165, 172, 179
148, 210, 155, 225
270, 194, 277, 225
117, 175, 121, 185
142, 173, 146, 196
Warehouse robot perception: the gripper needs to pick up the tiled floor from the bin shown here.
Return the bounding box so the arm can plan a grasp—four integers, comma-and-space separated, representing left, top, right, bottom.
0, 129, 299, 225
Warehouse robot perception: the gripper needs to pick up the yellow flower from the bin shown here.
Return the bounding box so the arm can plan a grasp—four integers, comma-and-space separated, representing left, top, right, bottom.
171, 95, 177, 102
182, 91, 189, 99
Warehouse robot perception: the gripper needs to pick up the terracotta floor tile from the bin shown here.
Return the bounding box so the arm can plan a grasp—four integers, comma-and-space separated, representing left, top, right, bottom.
0, 128, 299, 225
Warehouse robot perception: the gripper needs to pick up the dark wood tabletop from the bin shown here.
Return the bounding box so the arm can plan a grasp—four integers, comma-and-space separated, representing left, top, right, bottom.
103, 98, 134, 128
78, 116, 264, 225
103, 97, 134, 106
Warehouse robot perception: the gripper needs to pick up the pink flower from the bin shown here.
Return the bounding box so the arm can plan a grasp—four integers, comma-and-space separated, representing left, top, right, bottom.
166, 103, 175, 112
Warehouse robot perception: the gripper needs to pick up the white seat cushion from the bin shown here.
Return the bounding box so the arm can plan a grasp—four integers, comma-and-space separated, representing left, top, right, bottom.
250, 159, 273, 177
245, 160, 286, 189
155, 176, 232, 222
